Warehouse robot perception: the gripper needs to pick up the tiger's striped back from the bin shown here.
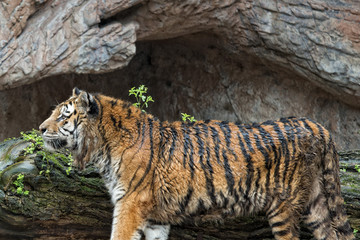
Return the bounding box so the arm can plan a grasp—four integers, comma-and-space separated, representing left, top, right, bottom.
143, 117, 317, 214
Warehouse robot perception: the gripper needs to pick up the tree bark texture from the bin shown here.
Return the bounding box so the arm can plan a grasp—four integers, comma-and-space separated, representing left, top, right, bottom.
1, 136, 360, 239
1, 0, 360, 107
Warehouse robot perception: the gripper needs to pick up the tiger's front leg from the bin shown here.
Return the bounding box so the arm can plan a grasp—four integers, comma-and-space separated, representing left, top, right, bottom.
111, 199, 149, 240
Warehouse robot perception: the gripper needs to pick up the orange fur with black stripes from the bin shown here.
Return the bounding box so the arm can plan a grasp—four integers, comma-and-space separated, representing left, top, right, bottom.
39, 88, 354, 240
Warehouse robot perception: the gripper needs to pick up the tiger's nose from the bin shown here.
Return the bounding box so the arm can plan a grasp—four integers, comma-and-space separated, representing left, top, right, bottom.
39, 126, 46, 134
39, 122, 48, 134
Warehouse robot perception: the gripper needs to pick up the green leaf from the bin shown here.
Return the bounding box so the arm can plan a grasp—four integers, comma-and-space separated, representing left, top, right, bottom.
129, 85, 154, 111
147, 96, 154, 102
129, 87, 137, 96
181, 113, 196, 123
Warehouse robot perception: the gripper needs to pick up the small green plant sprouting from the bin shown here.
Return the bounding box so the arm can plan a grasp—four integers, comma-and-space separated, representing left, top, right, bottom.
3, 137, 15, 143
128, 86, 196, 124
21, 130, 44, 155
339, 162, 348, 173
355, 164, 360, 173
65, 153, 73, 175
129, 85, 154, 111
13, 173, 29, 196
354, 228, 358, 236
181, 113, 196, 123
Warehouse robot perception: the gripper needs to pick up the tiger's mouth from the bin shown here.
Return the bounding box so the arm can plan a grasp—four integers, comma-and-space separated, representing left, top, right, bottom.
42, 136, 68, 151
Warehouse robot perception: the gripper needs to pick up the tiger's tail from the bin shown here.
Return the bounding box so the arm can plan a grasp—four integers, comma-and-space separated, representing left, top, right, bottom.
304, 133, 354, 240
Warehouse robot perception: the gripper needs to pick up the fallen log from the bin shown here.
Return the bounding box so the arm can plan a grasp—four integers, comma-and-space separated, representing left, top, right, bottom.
0, 133, 359, 239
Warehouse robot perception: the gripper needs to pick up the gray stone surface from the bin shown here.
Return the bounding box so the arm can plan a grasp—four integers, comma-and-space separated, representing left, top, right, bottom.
1, 0, 360, 107
0, 0, 137, 88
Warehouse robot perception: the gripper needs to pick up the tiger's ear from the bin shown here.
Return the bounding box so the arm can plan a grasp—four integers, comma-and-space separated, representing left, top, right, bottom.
73, 87, 81, 96
77, 91, 99, 116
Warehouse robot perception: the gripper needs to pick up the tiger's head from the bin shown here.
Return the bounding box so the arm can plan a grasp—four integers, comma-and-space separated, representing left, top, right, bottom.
39, 87, 99, 168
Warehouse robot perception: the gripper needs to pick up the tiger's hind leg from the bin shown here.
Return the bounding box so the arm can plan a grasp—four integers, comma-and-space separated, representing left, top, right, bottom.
304, 193, 354, 240
303, 193, 338, 240
143, 223, 170, 240
303, 170, 354, 240
267, 199, 301, 240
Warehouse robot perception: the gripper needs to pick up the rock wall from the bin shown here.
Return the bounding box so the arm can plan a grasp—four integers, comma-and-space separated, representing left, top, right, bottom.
1, 34, 360, 150
1, 0, 360, 107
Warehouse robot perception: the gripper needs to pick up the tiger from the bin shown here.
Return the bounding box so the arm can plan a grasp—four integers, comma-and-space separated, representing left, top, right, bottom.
39, 88, 354, 240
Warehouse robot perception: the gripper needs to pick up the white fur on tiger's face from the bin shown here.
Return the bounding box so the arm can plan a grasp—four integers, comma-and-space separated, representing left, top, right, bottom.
40, 103, 75, 150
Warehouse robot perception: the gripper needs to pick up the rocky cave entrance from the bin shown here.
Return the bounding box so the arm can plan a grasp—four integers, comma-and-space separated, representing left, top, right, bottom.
1, 0, 360, 149
1, 33, 360, 150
